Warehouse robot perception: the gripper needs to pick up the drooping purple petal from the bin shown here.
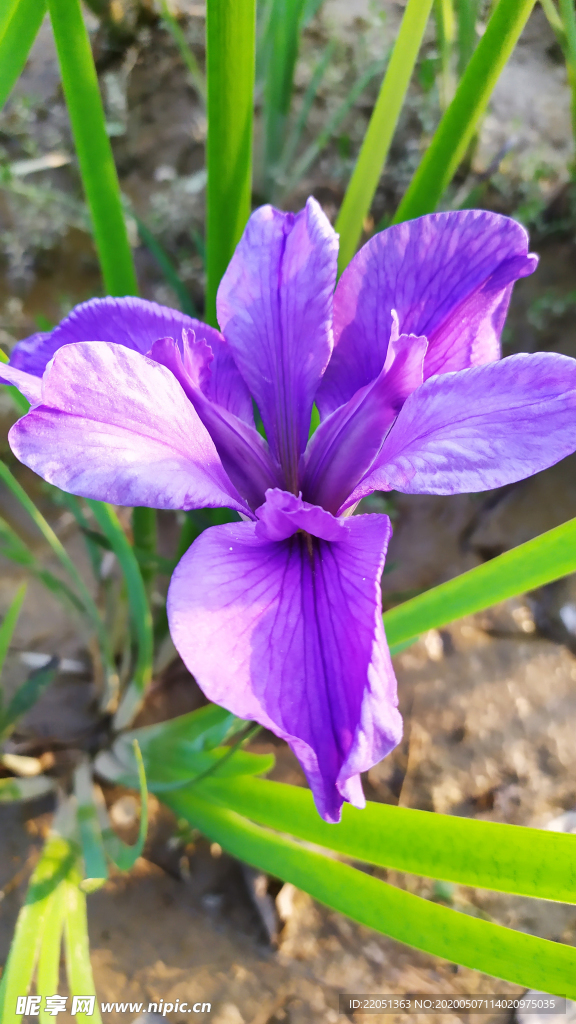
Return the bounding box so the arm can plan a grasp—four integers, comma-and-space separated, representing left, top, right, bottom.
345, 352, 576, 504
149, 336, 281, 508
9, 297, 253, 423
303, 333, 427, 513
317, 210, 537, 417
0, 363, 42, 405
216, 197, 338, 489
167, 491, 402, 822
9, 341, 249, 514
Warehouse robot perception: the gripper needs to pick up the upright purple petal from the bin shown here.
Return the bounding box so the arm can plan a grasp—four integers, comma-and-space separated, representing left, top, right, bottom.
9, 342, 249, 514
317, 210, 537, 416
149, 336, 281, 508
303, 333, 427, 513
9, 297, 253, 423
345, 352, 576, 504
167, 492, 402, 822
216, 197, 338, 490
0, 363, 42, 405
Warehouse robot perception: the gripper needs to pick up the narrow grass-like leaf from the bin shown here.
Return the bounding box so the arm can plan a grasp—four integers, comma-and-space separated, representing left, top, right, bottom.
37, 884, 66, 1024
163, 788, 576, 996
279, 40, 335, 182
131, 506, 157, 593
134, 214, 198, 317
86, 501, 152, 721
287, 60, 386, 196
0, 0, 46, 111
383, 515, 576, 648
63, 871, 103, 1024
262, 0, 306, 196
160, 0, 206, 99
0, 835, 76, 1024
199, 775, 576, 904
0, 658, 58, 739
0, 582, 26, 683
0, 462, 112, 673
394, 0, 536, 223
101, 741, 148, 872
335, 0, 434, 272
435, 0, 456, 110
47, 0, 137, 296
457, 0, 480, 74
74, 762, 108, 892
540, 0, 566, 44
205, 0, 256, 325
0, 515, 89, 620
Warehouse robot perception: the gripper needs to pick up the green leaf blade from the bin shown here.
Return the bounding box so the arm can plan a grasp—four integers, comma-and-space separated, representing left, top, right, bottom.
163, 789, 576, 997
205, 0, 256, 325
0, 0, 46, 111
197, 775, 576, 905
336, 0, 434, 272
46, 0, 137, 296
394, 0, 536, 223
383, 515, 576, 648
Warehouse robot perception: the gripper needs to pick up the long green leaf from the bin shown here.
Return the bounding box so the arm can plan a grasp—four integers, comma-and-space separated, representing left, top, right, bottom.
394, 0, 536, 223
134, 214, 198, 317
131, 505, 157, 593
0, 583, 26, 683
286, 60, 386, 195
0, 658, 58, 739
37, 884, 66, 1024
0, 0, 46, 111
47, 0, 137, 296
160, 0, 206, 99
383, 514, 576, 648
0, 516, 90, 621
262, 0, 306, 196
63, 871, 103, 1024
163, 788, 576, 997
0, 836, 76, 1024
205, 0, 256, 325
74, 762, 108, 892
0, 462, 113, 675
199, 775, 576, 904
86, 501, 152, 723
336, 0, 434, 272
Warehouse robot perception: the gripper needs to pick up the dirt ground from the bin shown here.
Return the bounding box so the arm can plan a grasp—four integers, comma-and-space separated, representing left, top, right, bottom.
2, 2, 576, 1022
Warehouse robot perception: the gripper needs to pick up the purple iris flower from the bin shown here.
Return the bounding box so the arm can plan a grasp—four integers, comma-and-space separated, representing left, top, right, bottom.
4, 199, 576, 822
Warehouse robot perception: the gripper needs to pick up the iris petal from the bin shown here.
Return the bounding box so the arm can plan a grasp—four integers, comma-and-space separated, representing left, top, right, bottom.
317, 209, 537, 417
167, 492, 402, 822
346, 352, 576, 502
9, 341, 249, 514
217, 196, 338, 490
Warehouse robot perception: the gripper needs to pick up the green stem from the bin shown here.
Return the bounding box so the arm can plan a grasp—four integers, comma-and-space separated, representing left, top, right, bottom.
205, 0, 256, 326
47, 0, 138, 295
0, 0, 46, 110
336, 0, 434, 274
393, 0, 536, 223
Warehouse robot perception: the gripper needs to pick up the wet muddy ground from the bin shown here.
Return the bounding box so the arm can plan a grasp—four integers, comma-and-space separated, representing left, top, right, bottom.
2, 2, 576, 1022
